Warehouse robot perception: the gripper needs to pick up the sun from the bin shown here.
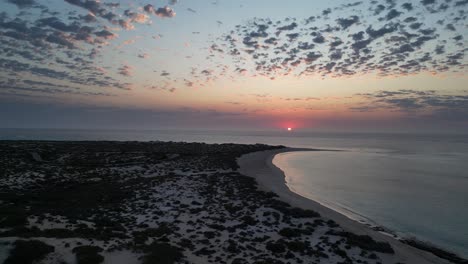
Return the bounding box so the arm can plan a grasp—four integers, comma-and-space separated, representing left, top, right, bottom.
287, 127, 292, 131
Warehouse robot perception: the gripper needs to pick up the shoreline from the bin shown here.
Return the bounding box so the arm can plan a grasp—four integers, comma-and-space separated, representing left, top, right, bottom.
237, 147, 453, 264
2, 140, 466, 263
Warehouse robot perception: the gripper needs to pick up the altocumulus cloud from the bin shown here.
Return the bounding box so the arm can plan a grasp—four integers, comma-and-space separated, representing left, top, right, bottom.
351, 89, 468, 122
0, 0, 176, 98
201, 0, 466, 84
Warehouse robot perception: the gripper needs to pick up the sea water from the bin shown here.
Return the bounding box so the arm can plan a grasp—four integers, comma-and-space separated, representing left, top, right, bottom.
273, 150, 468, 258
1, 128, 468, 257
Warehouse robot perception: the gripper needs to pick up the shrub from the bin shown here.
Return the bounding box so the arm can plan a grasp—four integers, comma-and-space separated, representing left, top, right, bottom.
339, 232, 394, 254
203, 231, 217, 239
5, 240, 54, 264
266, 240, 286, 254
287, 208, 320, 218
142, 242, 183, 264
0, 206, 27, 228
225, 239, 240, 254
278, 227, 313, 238
72, 245, 104, 264
241, 215, 257, 225
286, 240, 309, 252
253, 258, 285, 264
232, 258, 249, 264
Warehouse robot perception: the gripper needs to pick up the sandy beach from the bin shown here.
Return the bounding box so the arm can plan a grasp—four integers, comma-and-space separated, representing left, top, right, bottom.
237, 148, 451, 264
1, 141, 461, 264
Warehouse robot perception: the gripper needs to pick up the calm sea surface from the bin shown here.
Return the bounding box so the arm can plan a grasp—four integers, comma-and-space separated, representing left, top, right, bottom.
1, 128, 467, 257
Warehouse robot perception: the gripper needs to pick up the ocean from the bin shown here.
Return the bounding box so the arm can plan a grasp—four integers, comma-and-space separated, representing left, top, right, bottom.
1, 128, 467, 258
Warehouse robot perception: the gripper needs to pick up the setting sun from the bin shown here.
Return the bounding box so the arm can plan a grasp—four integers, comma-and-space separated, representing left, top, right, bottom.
288, 127, 292, 131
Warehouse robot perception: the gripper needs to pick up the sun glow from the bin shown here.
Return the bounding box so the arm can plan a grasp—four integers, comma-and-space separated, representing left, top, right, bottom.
287, 127, 292, 131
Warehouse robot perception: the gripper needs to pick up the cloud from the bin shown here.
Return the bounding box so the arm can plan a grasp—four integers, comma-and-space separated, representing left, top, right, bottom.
225, 101, 242, 105
366, 23, 398, 38
355, 90, 468, 123
373, 4, 386, 15
277, 22, 297, 31
138, 53, 149, 59
95, 29, 117, 39
118, 64, 133, 77
118, 20, 135, 30
207, 0, 467, 81
2, 0, 467, 108
148, 82, 176, 92
445, 23, 456, 31
124, 10, 150, 24
322, 8, 332, 16
421, 0, 436, 6
385, 9, 401, 20
80, 13, 97, 23
339, 1, 363, 9
0, 0, 164, 98
6, 0, 35, 8
0, 57, 125, 89
143, 4, 155, 13
0, 78, 114, 97
45, 31, 76, 48
455, 0, 468, 6
0, 99, 286, 130
64, 0, 117, 22
312, 34, 325, 44
337, 16, 359, 29
37, 17, 81, 32
304, 52, 322, 63
154, 6, 176, 18
282, 97, 320, 101
401, 3, 413, 11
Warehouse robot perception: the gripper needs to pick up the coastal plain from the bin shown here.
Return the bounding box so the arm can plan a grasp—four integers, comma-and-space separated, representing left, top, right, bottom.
0, 141, 455, 264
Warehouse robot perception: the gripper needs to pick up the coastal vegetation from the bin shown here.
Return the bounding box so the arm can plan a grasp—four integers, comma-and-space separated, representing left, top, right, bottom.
0, 141, 405, 263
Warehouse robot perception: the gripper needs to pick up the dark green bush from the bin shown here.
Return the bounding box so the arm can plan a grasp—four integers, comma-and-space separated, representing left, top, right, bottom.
0, 206, 27, 228
72, 245, 104, 264
5, 240, 54, 264
266, 240, 286, 254
142, 242, 183, 264
338, 232, 394, 254
278, 227, 313, 238
285, 240, 309, 252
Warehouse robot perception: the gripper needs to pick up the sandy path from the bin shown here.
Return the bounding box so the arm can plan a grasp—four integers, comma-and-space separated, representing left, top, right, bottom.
237, 147, 449, 264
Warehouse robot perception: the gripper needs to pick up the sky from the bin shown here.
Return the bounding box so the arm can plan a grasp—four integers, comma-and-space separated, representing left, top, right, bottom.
0, 0, 467, 132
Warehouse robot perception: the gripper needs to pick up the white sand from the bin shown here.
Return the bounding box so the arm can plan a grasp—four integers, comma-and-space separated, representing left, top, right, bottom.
237, 148, 450, 264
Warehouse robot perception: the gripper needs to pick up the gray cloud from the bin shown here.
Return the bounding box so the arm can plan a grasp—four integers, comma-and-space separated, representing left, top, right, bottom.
0, 79, 114, 97
421, 0, 436, 6
336, 16, 359, 29
143, 4, 155, 13
154, 6, 176, 18
401, 3, 413, 11
455, 0, 468, 6
0, 99, 276, 130
0, 1, 147, 95
354, 90, 468, 124
207, 0, 466, 82
118, 64, 133, 77
385, 9, 401, 20
6, 0, 35, 8
64, 0, 117, 22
